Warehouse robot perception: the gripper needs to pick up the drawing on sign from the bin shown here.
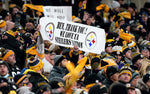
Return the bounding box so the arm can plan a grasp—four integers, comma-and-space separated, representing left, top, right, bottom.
85, 32, 97, 49
45, 23, 55, 40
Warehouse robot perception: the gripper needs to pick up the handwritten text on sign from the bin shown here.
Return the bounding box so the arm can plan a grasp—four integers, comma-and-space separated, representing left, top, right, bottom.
40, 17, 105, 54
43, 6, 72, 21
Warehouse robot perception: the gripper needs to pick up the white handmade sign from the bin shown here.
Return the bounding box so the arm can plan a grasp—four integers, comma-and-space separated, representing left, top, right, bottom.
43, 6, 72, 21
40, 17, 105, 54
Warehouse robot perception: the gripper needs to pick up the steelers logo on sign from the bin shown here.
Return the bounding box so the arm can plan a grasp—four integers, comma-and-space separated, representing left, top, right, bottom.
85, 32, 97, 49
45, 23, 55, 40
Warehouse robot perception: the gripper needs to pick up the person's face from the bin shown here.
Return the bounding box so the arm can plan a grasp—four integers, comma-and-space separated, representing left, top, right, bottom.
128, 7, 134, 13
78, 54, 84, 61
115, 55, 122, 63
142, 15, 148, 23
125, 50, 132, 59
33, 31, 38, 40
105, 46, 112, 54
146, 80, 150, 88
0, 65, 8, 76
128, 89, 136, 94
6, 54, 16, 65
12, 7, 19, 15
119, 73, 131, 83
43, 90, 51, 94
126, 26, 130, 32
25, 22, 35, 30
141, 49, 150, 58
19, 77, 32, 88
49, 54, 55, 66
114, 7, 120, 12
86, 18, 92, 25
133, 59, 142, 70
110, 73, 119, 82
119, 20, 125, 26
60, 59, 67, 68
131, 76, 140, 87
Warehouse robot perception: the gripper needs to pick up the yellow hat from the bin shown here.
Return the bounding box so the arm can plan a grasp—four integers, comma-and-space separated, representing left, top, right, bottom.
0, 20, 6, 28
122, 45, 131, 54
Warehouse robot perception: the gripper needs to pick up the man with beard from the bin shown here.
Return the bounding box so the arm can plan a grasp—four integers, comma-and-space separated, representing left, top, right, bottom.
2, 49, 20, 78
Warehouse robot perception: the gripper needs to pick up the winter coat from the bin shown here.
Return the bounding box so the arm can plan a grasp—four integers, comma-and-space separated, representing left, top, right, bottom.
103, 78, 114, 89
136, 78, 150, 94
48, 66, 68, 80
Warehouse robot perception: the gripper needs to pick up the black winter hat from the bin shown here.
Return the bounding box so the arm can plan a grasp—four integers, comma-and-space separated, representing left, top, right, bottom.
83, 73, 102, 86
106, 66, 119, 78
89, 84, 108, 94
49, 77, 66, 89
120, 23, 130, 33
144, 1, 150, 8
0, 61, 9, 68
143, 72, 150, 83
36, 82, 51, 94
131, 51, 143, 64
129, 71, 139, 83
106, 32, 119, 40
128, 3, 136, 10
14, 74, 27, 85
54, 55, 66, 66
109, 82, 128, 94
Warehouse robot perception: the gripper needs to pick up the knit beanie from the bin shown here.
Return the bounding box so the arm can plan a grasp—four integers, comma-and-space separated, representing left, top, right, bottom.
89, 85, 108, 94
105, 39, 115, 49
129, 71, 139, 83
14, 74, 27, 85
112, 46, 123, 55
83, 73, 102, 89
0, 61, 9, 68
2, 49, 15, 61
106, 66, 119, 78
54, 55, 66, 66
111, 1, 120, 9
131, 51, 143, 64
128, 3, 136, 10
126, 83, 135, 90
27, 56, 44, 72
119, 64, 132, 79
122, 45, 131, 54
49, 77, 65, 89
36, 82, 51, 94
109, 82, 128, 94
